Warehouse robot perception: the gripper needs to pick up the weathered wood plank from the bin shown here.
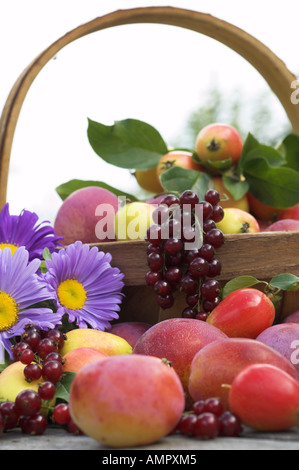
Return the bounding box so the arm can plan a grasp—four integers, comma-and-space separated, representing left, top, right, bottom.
1, 426, 299, 450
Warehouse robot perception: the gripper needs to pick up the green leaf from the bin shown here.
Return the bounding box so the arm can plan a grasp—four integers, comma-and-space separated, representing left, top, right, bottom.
269, 273, 299, 291
56, 179, 137, 202
200, 158, 233, 175
277, 134, 299, 172
222, 276, 266, 298
222, 173, 249, 201
245, 145, 286, 168
239, 133, 286, 173
242, 132, 260, 155
160, 167, 212, 201
238, 133, 259, 171
242, 158, 299, 208
87, 118, 168, 170
54, 372, 76, 403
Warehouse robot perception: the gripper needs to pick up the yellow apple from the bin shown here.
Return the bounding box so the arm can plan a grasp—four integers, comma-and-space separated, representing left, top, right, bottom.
216, 208, 260, 234
62, 347, 108, 373
114, 202, 154, 241
59, 328, 132, 357
0, 361, 43, 402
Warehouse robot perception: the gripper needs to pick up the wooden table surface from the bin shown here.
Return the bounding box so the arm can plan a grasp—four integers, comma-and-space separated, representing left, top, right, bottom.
1, 425, 299, 450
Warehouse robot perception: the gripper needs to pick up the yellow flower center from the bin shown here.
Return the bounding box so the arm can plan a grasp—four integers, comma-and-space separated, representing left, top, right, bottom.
57, 279, 87, 310
0, 291, 19, 331
0, 243, 19, 256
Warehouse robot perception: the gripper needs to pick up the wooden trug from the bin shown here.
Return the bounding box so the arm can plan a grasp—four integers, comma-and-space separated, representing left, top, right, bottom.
0, 7, 299, 323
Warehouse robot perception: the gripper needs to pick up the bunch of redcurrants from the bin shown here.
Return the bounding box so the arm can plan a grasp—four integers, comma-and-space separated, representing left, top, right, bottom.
145, 189, 225, 319
0, 325, 82, 437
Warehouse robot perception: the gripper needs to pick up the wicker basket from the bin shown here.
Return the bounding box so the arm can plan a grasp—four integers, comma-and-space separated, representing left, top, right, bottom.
1, 7, 299, 325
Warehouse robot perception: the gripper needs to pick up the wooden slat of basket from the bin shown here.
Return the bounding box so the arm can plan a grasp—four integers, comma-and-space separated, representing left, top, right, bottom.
93, 231, 299, 322
93, 231, 299, 286
0, 7, 299, 209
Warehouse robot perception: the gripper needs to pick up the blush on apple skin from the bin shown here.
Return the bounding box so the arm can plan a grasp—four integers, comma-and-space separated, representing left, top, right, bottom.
107, 322, 152, 348
62, 347, 108, 374
188, 337, 299, 410
54, 186, 120, 245
133, 318, 228, 395
195, 123, 243, 165
264, 219, 299, 231
68, 354, 185, 448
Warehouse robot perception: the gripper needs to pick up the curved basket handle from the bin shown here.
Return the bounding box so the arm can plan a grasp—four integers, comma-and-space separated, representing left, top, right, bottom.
0, 6, 298, 208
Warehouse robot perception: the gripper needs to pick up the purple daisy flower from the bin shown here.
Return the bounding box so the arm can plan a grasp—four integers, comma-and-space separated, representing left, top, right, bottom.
0, 246, 62, 359
0, 203, 63, 261
43, 241, 125, 330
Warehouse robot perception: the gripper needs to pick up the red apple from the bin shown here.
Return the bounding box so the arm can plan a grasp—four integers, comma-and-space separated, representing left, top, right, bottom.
188, 337, 299, 410
216, 207, 260, 234
133, 318, 227, 395
229, 363, 299, 431
195, 123, 243, 165
69, 354, 185, 448
206, 288, 275, 338
156, 151, 203, 179
54, 186, 119, 244
62, 347, 108, 374
264, 219, 299, 231
107, 322, 152, 348
278, 203, 299, 221
247, 193, 281, 222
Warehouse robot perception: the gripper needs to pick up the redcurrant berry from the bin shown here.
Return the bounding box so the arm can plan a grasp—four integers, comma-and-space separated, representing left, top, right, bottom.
53, 403, 71, 425
15, 390, 41, 417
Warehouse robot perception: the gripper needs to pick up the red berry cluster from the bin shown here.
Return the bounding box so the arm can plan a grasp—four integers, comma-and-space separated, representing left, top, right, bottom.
0, 325, 82, 437
145, 189, 224, 318
12, 325, 66, 384
174, 397, 242, 440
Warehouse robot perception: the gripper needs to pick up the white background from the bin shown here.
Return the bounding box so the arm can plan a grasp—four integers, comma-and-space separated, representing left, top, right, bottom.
1, 0, 298, 224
